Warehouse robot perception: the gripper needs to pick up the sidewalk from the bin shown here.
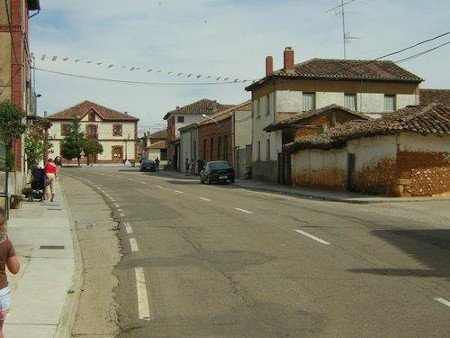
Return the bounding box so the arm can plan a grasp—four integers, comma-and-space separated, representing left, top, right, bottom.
4, 182, 81, 338
156, 170, 450, 203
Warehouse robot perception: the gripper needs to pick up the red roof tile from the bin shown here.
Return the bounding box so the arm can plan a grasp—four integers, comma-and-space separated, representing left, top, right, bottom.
163, 99, 231, 120
420, 89, 450, 106
47, 100, 139, 121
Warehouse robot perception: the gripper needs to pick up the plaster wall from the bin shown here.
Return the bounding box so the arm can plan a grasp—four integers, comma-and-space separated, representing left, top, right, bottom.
174, 114, 203, 138
234, 109, 252, 149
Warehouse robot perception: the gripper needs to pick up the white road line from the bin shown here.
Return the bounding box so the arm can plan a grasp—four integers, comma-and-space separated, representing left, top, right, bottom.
294, 230, 330, 245
156, 185, 163, 189
124, 222, 133, 234
135, 267, 151, 321
129, 237, 139, 252
141, 182, 147, 184
199, 197, 211, 202
434, 297, 450, 307
174, 190, 184, 194
235, 208, 253, 214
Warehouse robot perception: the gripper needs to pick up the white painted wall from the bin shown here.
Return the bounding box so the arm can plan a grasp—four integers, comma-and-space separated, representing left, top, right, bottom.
275, 90, 302, 112
398, 133, 450, 152
292, 148, 347, 173
173, 114, 204, 138
234, 109, 252, 149
348, 135, 397, 170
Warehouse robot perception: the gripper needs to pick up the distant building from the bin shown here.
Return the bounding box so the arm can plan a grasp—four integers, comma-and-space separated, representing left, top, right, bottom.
420, 89, 450, 106
142, 129, 168, 164
245, 47, 423, 183
47, 101, 139, 164
163, 99, 230, 171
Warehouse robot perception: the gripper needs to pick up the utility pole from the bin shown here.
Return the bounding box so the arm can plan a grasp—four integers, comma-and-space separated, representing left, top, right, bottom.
341, 0, 347, 59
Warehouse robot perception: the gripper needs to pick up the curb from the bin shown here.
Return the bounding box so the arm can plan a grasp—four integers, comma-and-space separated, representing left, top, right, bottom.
54, 179, 84, 338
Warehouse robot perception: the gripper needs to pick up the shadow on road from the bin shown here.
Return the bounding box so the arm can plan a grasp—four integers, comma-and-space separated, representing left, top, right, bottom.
349, 229, 450, 280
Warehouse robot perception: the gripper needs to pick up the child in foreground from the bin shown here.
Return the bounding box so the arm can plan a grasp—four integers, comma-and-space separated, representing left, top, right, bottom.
0, 208, 20, 338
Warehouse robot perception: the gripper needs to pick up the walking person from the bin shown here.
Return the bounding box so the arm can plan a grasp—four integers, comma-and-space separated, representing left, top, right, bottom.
0, 207, 20, 338
190, 159, 196, 175
54, 156, 62, 176
155, 157, 160, 172
44, 158, 57, 202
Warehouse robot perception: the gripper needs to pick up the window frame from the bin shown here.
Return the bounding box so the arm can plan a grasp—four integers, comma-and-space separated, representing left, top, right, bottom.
302, 92, 316, 112
384, 94, 396, 112
61, 123, 71, 137
266, 139, 270, 160
266, 95, 271, 115
113, 124, 123, 137
344, 93, 357, 111
177, 115, 185, 123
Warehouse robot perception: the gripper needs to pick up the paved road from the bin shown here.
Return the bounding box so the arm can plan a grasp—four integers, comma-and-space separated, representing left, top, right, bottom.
63, 167, 450, 337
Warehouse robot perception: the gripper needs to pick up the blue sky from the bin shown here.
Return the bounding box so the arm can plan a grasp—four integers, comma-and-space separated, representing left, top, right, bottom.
30, 0, 450, 133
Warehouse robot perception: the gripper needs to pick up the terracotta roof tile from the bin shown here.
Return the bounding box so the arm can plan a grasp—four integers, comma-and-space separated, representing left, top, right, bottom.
47, 100, 139, 121
163, 99, 231, 120
264, 104, 370, 132
147, 129, 167, 139
420, 89, 450, 106
147, 140, 167, 149
246, 58, 422, 91
287, 103, 450, 151
197, 100, 251, 126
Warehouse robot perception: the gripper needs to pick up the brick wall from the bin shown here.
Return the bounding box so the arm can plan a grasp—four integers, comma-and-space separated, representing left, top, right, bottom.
198, 117, 232, 163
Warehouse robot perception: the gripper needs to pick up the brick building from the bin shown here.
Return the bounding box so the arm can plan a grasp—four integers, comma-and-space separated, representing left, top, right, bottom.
47, 101, 139, 164
286, 103, 449, 197
0, 0, 41, 192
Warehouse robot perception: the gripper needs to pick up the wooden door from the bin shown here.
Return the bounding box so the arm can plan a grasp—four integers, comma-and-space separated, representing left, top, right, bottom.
112, 146, 123, 163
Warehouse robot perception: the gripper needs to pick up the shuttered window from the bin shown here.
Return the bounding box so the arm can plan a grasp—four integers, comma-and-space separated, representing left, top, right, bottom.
266, 139, 270, 160
384, 95, 396, 112
344, 94, 357, 110
302, 92, 316, 111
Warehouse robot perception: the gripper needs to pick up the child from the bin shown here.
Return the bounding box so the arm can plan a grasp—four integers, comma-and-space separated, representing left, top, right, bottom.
0, 207, 20, 338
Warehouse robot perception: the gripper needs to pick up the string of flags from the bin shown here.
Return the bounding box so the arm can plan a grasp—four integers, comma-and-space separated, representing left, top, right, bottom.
35, 53, 253, 84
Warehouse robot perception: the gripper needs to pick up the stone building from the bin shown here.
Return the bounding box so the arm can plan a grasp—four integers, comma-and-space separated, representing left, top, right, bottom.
47, 100, 139, 164
245, 47, 423, 183
286, 103, 449, 197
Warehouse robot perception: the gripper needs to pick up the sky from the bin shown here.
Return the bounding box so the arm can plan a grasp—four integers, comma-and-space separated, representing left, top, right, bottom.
30, 0, 450, 134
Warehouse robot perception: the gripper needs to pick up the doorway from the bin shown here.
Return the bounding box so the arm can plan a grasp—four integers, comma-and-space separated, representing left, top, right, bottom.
347, 153, 356, 191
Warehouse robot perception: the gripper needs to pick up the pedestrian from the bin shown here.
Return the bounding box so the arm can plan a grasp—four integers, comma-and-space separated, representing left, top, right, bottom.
0, 207, 20, 338
155, 157, 160, 171
190, 159, 196, 175
54, 156, 62, 175
185, 159, 189, 175
44, 158, 57, 202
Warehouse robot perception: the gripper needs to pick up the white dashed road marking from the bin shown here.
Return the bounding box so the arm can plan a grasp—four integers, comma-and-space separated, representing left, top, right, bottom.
156, 185, 163, 189
141, 182, 147, 184
199, 197, 211, 202
124, 222, 133, 234
294, 230, 330, 245
434, 297, 450, 307
235, 208, 253, 214
135, 267, 151, 321
129, 238, 139, 252
174, 190, 184, 194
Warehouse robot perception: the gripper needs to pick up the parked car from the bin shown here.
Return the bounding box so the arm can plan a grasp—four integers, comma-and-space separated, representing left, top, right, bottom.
200, 161, 235, 184
140, 159, 157, 172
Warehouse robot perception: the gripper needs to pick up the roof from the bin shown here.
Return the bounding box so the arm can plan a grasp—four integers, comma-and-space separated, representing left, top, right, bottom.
146, 140, 167, 150
420, 89, 450, 106
264, 104, 370, 132
197, 100, 251, 126
47, 100, 139, 122
147, 129, 167, 139
287, 103, 450, 152
163, 99, 231, 120
246, 58, 422, 91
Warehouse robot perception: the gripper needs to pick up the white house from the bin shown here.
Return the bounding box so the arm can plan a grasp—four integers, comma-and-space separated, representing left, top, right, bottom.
47, 100, 139, 164
245, 47, 422, 182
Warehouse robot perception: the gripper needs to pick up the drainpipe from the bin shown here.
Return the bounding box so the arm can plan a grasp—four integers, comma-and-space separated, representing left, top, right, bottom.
231, 112, 235, 167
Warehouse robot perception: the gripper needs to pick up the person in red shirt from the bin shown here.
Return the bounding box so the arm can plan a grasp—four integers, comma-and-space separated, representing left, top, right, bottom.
0, 207, 20, 338
44, 158, 58, 202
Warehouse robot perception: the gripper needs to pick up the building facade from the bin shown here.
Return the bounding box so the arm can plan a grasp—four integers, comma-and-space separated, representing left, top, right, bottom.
0, 0, 40, 192
47, 101, 139, 164
245, 47, 422, 183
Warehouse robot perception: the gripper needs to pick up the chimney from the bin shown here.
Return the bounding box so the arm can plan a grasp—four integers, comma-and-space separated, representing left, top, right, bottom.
176, 106, 180, 109
265, 56, 273, 76
44, 111, 47, 117
283, 47, 295, 73
124, 111, 128, 115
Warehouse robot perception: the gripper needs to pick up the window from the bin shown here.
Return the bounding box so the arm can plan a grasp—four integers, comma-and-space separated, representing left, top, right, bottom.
210, 138, 214, 160
177, 115, 185, 123
344, 94, 357, 110
266, 95, 270, 115
257, 141, 261, 161
87, 125, 98, 139
254, 100, 260, 117
160, 149, 167, 161
266, 139, 270, 160
223, 135, 228, 161
113, 124, 123, 136
61, 123, 70, 136
384, 95, 396, 112
203, 139, 206, 159
302, 92, 316, 111
88, 111, 96, 122
218, 136, 222, 159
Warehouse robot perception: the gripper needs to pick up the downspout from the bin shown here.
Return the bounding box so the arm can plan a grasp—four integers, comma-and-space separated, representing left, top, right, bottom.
231, 112, 235, 168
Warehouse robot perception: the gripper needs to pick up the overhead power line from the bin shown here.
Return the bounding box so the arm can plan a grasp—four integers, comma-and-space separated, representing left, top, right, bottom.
395, 40, 450, 63
33, 67, 254, 86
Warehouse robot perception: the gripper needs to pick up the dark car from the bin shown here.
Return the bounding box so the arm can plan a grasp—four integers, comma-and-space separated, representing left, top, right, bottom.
200, 161, 235, 184
140, 159, 157, 172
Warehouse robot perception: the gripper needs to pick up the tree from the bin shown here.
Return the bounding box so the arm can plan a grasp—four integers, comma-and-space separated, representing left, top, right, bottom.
83, 139, 103, 165
25, 116, 52, 169
0, 101, 27, 170
60, 118, 85, 166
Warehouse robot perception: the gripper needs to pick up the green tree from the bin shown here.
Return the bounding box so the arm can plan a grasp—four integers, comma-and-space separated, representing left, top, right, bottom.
0, 101, 27, 170
60, 118, 85, 166
83, 138, 103, 165
25, 117, 52, 169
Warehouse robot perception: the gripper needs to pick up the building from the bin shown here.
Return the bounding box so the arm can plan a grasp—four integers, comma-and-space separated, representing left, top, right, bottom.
286, 103, 449, 197
0, 0, 41, 192
142, 129, 168, 164
47, 100, 139, 164
420, 89, 450, 106
245, 47, 423, 183
163, 99, 229, 171
264, 104, 370, 184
